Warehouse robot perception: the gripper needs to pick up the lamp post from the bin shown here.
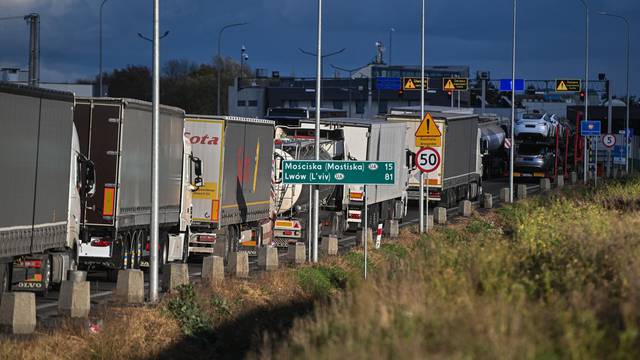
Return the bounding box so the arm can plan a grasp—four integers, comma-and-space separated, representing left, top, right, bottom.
419, 0, 427, 233
239, 45, 249, 85
578, 0, 589, 183
509, 0, 516, 203
313, 0, 323, 264
330, 64, 360, 117
389, 27, 395, 65
217, 22, 248, 115
99, 0, 109, 96
149, 0, 160, 304
599, 12, 631, 174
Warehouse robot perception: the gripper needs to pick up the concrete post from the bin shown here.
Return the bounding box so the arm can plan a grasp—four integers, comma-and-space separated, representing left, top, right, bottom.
0, 292, 36, 334
162, 263, 189, 292
459, 200, 472, 217
517, 184, 527, 200
540, 178, 551, 192
425, 214, 434, 229
202, 255, 225, 284
356, 228, 373, 247
58, 280, 90, 318
320, 235, 338, 256
258, 246, 279, 271
570, 171, 578, 184
115, 269, 145, 304
555, 175, 565, 189
227, 252, 249, 278
483, 193, 493, 209
434, 207, 447, 224
500, 188, 510, 202
384, 219, 399, 238
288, 242, 306, 265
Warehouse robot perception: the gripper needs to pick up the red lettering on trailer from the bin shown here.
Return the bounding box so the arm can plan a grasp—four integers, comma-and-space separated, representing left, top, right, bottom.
184, 132, 219, 145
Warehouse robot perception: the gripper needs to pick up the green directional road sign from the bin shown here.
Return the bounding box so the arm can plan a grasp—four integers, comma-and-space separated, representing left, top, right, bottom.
282, 160, 395, 185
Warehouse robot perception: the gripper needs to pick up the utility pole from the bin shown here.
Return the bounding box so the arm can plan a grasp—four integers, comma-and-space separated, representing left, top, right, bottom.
24, 14, 39, 87
419, 0, 427, 234
510, 0, 516, 203
217, 22, 248, 115
313, 0, 322, 263
99, 0, 109, 96
149, 0, 160, 303
578, 0, 589, 182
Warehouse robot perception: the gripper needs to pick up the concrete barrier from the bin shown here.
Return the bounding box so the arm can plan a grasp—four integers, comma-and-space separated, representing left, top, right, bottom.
459, 200, 472, 217
434, 207, 447, 225
570, 172, 577, 184
202, 255, 225, 284
67, 270, 87, 282
288, 242, 306, 265
227, 252, 249, 278
423, 214, 434, 230
384, 219, 399, 238
0, 292, 36, 334
540, 178, 551, 192
555, 175, 565, 189
356, 228, 373, 247
483, 193, 493, 209
500, 188, 510, 203
58, 280, 90, 318
517, 184, 527, 200
115, 269, 145, 304
321, 235, 338, 256
162, 263, 189, 292
258, 246, 279, 271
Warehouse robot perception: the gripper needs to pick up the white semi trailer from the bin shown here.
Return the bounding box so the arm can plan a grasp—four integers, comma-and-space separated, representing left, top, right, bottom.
0, 83, 95, 294
271, 118, 412, 244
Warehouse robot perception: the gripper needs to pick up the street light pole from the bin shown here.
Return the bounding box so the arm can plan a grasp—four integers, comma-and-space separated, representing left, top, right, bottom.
313, 0, 322, 264
578, 0, 589, 183
99, 0, 109, 96
510, 0, 516, 203
217, 22, 248, 115
149, 0, 160, 303
419, 0, 427, 233
389, 27, 395, 65
599, 12, 630, 174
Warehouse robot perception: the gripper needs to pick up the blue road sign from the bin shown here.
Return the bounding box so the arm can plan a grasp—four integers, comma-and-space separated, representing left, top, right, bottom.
376, 77, 402, 90
613, 144, 626, 158
499, 79, 524, 91
580, 120, 601, 136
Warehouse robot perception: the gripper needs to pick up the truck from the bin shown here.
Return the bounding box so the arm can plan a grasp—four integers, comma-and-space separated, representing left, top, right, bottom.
183, 115, 275, 257
74, 98, 202, 278
387, 107, 484, 208
271, 117, 412, 244
513, 112, 577, 179
0, 83, 95, 294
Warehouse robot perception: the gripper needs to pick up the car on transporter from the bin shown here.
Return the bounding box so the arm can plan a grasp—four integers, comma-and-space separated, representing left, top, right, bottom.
515, 112, 559, 141
514, 143, 556, 175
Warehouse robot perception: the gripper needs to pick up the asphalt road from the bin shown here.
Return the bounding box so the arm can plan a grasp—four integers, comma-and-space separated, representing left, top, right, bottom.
34, 177, 536, 320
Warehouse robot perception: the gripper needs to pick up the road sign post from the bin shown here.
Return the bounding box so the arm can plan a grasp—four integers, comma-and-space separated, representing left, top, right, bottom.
415, 113, 442, 234
581, 120, 601, 185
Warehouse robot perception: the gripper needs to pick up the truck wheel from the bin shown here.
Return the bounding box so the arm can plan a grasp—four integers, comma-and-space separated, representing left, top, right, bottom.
0, 262, 11, 295
226, 225, 239, 257
131, 231, 141, 269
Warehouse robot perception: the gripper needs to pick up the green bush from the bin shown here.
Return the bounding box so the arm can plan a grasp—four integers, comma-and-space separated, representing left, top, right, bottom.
296, 265, 349, 298
165, 284, 211, 337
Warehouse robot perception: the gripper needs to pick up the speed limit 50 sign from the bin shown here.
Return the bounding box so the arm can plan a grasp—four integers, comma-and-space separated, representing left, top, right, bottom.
416, 147, 441, 173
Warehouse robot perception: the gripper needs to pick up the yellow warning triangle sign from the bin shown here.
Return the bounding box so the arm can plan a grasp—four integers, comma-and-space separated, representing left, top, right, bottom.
557, 81, 568, 91
444, 79, 455, 91
415, 113, 441, 137
404, 78, 416, 89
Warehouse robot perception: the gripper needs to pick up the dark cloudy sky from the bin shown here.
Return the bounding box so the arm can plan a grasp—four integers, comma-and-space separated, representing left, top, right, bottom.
0, 0, 637, 96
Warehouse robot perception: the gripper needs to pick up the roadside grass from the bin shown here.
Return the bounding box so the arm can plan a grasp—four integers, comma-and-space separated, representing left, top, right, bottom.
2, 177, 640, 359
260, 178, 640, 359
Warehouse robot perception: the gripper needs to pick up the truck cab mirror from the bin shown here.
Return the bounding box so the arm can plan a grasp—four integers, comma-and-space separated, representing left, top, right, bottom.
405, 150, 416, 170
273, 154, 284, 183
84, 160, 96, 197
190, 156, 203, 190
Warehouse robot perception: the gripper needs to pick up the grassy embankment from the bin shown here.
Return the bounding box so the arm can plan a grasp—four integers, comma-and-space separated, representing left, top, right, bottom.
1, 178, 639, 359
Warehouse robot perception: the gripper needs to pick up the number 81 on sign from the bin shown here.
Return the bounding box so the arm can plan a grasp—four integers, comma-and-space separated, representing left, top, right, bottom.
416, 147, 441, 173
